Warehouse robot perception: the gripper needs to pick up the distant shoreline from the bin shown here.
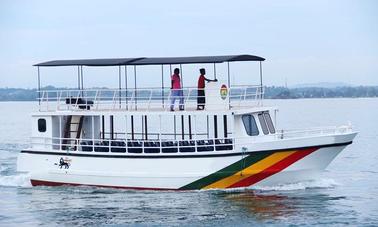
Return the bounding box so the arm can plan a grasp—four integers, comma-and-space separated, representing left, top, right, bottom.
0, 86, 377, 101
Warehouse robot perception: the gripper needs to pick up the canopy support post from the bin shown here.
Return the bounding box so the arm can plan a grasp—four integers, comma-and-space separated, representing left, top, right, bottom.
181, 115, 185, 140
134, 65, 137, 110
118, 65, 122, 108
77, 66, 81, 90
161, 65, 164, 108
213, 63, 217, 80
37, 66, 41, 105
180, 64, 183, 88
227, 62, 230, 88
124, 65, 128, 110
174, 115, 177, 140
169, 64, 172, 105
259, 61, 263, 100
80, 66, 84, 90
227, 62, 231, 109
80, 66, 84, 97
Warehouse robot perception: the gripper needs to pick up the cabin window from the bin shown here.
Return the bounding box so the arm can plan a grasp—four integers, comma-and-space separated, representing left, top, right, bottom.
258, 113, 269, 135
242, 115, 259, 136
38, 118, 46, 132
263, 112, 276, 134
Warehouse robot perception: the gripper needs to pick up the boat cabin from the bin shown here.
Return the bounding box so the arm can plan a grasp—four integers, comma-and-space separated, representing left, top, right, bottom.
31, 55, 278, 155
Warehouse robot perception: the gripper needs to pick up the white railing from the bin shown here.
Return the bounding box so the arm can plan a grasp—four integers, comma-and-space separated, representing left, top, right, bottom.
37, 85, 264, 112
274, 125, 353, 140
31, 136, 235, 153
29, 125, 353, 154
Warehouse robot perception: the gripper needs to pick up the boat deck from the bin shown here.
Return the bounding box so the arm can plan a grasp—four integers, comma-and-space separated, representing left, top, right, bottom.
37, 86, 264, 112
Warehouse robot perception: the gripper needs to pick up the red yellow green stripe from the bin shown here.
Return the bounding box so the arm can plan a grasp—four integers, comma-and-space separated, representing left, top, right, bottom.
203, 150, 295, 189
229, 148, 316, 188
180, 148, 317, 190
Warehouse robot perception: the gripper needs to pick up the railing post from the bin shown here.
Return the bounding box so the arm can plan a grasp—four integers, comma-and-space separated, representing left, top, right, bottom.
166, 90, 171, 111
148, 89, 153, 110
109, 138, 111, 153
111, 90, 117, 110
46, 92, 49, 111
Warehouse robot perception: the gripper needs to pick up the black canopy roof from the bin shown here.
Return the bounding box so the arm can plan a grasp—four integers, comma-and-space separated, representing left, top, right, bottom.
34, 54, 265, 67
34, 58, 143, 67
129, 55, 265, 65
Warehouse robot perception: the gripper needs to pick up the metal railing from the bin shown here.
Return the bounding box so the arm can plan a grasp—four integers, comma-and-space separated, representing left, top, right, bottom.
31, 136, 235, 154
274, 125, 352, 140
29, 125, 353, 154
37, 85, 264, 112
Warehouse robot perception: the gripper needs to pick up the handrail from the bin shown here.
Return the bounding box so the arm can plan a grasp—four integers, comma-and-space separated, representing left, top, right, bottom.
30, 125, 353, 154
36, 85, 264, 112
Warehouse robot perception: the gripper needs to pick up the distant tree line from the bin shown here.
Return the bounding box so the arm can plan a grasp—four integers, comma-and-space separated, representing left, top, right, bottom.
0, 85, 377, 101
264, 86, 378, 99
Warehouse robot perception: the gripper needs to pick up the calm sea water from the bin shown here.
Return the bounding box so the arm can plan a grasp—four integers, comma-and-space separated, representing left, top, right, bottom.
0, 99, 377, 226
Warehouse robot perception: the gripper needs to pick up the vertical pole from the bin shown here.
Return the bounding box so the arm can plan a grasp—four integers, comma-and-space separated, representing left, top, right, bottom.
37, 66, 41, 105
118, 65, 122, 108
227, 62, 230, 88
80, 66, 84, 97
101, 115, 105, 140
124, 65, 128, 110
131, 115, 134, 140
144, 115, 148, 140
206, 115, 209, 139
125, 115, 128, 140
110, 115, 114, 140
134, 65, 137, 110
188, 115, 192, 140
159, 114, 162, 152
179, 64, 183, 87
77, 66, 81, 90
59, 115, 62, 150
214, 115, 218, 138
161, 65, 164, 108
174, 115, 177, 140
259, 61, 263, 100
213, 63, 217, 80
141, 115, 144, 140
223, 115, 228, 138
227, 62, 231, 109
169, 64, 172, 111
181, 115, 184, 140
194, 115, 197, 152
91, 116, 94, 151
80, 66, 84, 89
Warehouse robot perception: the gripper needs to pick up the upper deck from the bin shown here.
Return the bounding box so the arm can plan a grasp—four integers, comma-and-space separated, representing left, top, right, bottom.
37, 84, 264, 112
34, 54, 266, 113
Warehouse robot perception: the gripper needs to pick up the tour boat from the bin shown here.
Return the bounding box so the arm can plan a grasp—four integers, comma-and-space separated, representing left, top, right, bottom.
17, 55, 357, 190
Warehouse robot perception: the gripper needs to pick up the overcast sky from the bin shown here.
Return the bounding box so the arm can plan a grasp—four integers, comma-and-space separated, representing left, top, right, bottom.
0, 0, 377, 88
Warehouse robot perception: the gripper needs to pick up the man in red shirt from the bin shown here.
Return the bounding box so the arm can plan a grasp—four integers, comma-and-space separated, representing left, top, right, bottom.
197, 68, 217, 110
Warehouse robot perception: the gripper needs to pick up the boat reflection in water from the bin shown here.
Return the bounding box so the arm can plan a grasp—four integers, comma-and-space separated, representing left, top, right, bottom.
218, 190, 295, 220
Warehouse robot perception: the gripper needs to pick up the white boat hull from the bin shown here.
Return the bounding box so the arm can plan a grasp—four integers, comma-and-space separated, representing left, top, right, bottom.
17, 133, 356, 190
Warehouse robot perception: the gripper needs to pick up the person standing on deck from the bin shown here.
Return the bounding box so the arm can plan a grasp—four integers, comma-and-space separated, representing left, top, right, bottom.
170, 68, 184, 111
197, 68, 217, 110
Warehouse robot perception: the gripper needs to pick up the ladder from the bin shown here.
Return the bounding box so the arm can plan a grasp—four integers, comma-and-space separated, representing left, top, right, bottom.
61, 115, 84, 151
